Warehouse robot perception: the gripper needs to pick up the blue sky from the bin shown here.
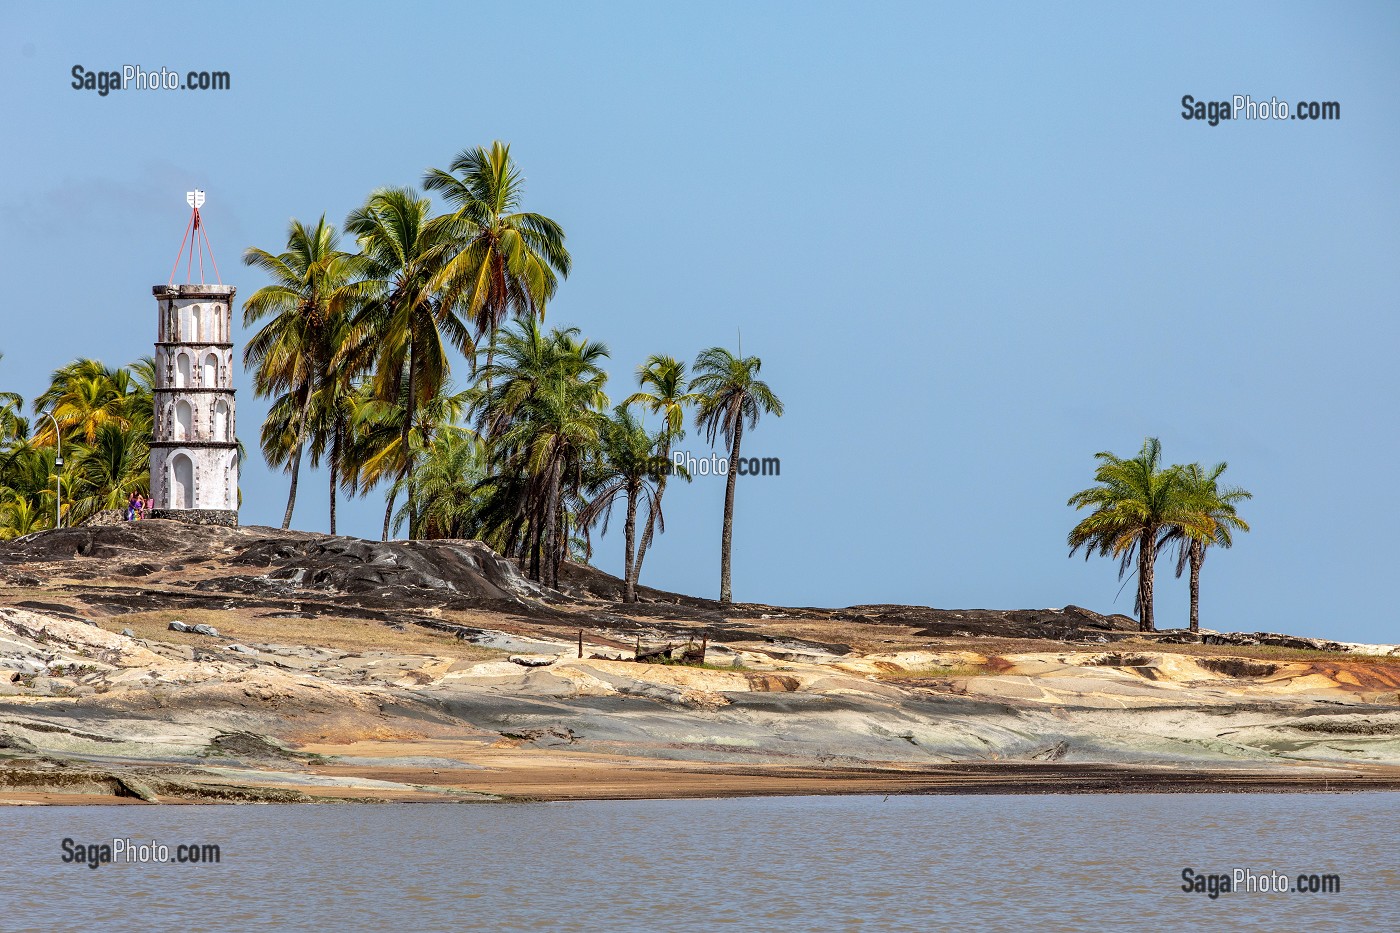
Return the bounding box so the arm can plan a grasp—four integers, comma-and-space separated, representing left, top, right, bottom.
2, 3, 1397, 641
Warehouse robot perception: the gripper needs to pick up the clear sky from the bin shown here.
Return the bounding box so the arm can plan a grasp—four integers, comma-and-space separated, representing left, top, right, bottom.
2, 2, 1397, 642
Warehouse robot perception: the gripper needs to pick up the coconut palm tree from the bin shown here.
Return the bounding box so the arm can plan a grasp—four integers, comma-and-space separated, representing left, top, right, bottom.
1067, 438, 1207, 632
496, 375, 606, 588
473, 320, 608, 438
300, 304, 360, 535
343, 188, 468, 539
1164, 462, 1252, 632
579, 405, 665, 602
690, 347, 784, 606
258, 391, 304, 524
243, 216, 366, 530
473, 321, 609, 583
0, 442, 59, 536
390, 425, 485, 539
0, 496, 46, 540
32, 359, 151, 446
69, 421, 149, 522
623, 355, 696, 594
340, 376, 472, 540
0, 358, 26, 448
423, 141, 571, 364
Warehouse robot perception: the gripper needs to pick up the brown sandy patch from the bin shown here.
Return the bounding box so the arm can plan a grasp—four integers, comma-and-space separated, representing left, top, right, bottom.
290, 740, 1400, 801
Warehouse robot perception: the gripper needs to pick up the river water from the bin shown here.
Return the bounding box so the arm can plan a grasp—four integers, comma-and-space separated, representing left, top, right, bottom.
2, 793, 1395, 931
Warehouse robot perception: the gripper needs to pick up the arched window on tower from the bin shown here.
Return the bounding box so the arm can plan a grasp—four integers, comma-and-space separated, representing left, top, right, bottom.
203, 352, 218, 387
175, 400, 193, 441
175, 353, 192, 389
213, 399, 229, 441
171, 454, 194, 510
190, 305, 204, 342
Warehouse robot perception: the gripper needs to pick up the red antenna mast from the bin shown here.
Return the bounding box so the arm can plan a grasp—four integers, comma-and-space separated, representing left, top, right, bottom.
168, 189, 223, 285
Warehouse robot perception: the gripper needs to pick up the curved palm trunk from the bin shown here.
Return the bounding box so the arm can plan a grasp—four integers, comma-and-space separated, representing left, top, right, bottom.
281, 449, 302, 530
1188, 540, 1204, 632
381, 489, 396, 542
329, 459, 338, 536
631, 442, 670, 596
282, 387, 315, 530
622, 478, 639, 603
719, 418, 743, 606
1137, 529, 1156, 632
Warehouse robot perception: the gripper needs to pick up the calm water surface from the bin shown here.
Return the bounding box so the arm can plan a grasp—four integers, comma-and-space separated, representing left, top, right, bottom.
2, 793, 1395, 931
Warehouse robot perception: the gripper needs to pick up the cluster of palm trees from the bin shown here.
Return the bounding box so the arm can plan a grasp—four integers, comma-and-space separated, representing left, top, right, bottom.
1067, 437, 1251, 632
243, 141, 783, 604
0, 356, 155, 537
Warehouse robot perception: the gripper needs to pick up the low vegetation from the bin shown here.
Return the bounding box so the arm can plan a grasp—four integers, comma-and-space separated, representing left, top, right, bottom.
93, 607, 505, 659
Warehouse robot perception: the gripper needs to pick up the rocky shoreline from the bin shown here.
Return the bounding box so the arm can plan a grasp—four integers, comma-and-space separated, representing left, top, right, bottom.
3, 522, 1400, 805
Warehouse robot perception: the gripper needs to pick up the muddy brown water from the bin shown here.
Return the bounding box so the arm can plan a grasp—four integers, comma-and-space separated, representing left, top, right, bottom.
3, 793, 1396, 930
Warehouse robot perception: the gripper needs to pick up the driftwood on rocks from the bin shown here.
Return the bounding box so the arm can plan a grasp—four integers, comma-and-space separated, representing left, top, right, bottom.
631, 635, 708, 665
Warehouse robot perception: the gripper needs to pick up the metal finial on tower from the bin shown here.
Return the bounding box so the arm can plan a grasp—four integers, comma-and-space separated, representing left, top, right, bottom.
169, 189, 222, 286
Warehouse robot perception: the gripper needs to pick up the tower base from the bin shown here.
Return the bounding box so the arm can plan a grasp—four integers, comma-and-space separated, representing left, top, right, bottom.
146, 509, 239, 528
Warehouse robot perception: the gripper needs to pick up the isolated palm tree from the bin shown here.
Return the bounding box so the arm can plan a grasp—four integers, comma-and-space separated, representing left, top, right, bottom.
344, 188, 468, 539
690, 347, 784, 606
1164, 462, 1252, 632
243, 216, 365, 529
624, 355, 696, 594
423, 141, 571, 362
1067, 438, 1206, 632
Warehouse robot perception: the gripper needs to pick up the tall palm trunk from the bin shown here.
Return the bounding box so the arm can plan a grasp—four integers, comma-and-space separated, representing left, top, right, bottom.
622, 478, 639, 603
1188, 540, 1204, 632
1137, 528, 1156, 632
281, 449, 302, 530
282, 387, 315, 530
555, 495, 567, 584
542, 457, 562, 589
719, 416, 744, 606
400, 336, 418, 540
328, 416, 344, 536
528, 488, 544, 581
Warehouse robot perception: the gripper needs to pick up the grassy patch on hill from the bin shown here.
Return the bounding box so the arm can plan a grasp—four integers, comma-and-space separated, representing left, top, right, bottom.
91, 607, 506, 659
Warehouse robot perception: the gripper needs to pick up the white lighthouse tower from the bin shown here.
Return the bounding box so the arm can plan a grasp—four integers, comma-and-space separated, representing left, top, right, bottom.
150, 191, 239, 525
